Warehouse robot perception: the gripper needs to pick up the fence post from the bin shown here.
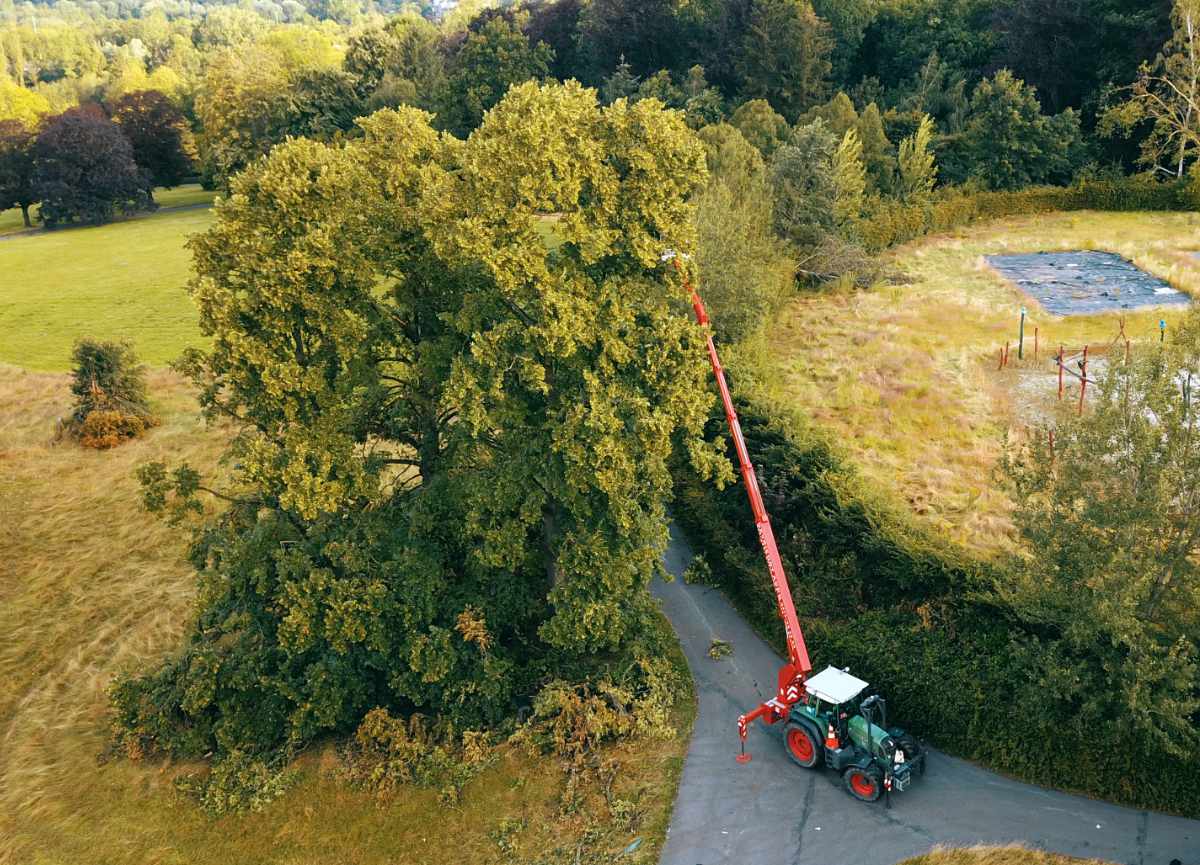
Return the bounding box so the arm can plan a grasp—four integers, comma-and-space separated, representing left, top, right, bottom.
1018, 307, 1026, 360
1004, 341, 1010, 368
1078, 345, 1089, 416
1125, 339, 1131, 364
1058, 346, 1064, 400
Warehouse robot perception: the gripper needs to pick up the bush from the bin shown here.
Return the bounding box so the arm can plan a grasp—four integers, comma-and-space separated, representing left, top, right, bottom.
67, 340, 157, 448
672, 389, 1200, 817
174, 750, 296, 816
521, 656, 682, 765
76, 409, 148, 449
340, 708, 494, 805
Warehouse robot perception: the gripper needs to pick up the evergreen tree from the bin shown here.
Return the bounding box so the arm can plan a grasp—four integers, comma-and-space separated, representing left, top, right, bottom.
897, 113, 937, 202
833, 127, 866, 227
736, 0, 833, 121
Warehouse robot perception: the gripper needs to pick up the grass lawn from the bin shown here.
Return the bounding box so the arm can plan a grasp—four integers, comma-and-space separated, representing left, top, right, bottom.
762, 211, 1200, 556
0, 368, 693, 865
0, 185, 215, 371
900, 848, 1109, 865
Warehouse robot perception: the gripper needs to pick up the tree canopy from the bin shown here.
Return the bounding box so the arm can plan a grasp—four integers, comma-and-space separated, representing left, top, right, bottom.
114, 82, 730, 759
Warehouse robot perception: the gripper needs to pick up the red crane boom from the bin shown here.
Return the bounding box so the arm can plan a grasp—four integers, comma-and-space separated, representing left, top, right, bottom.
673, 258, 812, 761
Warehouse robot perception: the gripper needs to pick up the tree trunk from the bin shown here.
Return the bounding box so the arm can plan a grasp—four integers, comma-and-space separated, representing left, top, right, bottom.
20, 203, 30, 228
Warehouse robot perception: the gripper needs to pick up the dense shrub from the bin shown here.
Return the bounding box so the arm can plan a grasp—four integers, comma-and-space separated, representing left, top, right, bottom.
174, 750, 297, 816
67, 340, 158, 448
673, 389, 1200, 817
340, 708, 494, 804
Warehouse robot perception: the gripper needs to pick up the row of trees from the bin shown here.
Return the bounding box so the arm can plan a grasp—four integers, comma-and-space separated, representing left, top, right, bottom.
0, 0, 1189, 199
0, 89, 190, 226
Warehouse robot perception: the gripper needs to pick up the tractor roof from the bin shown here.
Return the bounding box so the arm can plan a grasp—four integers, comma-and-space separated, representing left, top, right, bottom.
805, 666, 869, 705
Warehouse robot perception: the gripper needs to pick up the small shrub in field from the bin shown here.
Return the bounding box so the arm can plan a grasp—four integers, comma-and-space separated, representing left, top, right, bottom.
521, 657, 682, 764
67, 340, 158, 448
174, 750, 296, 816
340, 708, 494, 805
76, 409, 147, 449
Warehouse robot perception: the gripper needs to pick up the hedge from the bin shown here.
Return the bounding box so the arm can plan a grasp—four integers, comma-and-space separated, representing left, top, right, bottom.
860, 176, 1194, 253
673, 399, 1200, 817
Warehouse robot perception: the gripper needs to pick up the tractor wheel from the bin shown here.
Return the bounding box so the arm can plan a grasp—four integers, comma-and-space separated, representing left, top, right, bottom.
783, 722, 820, 769
896, 733, 924, 775
842, 767, 883, 803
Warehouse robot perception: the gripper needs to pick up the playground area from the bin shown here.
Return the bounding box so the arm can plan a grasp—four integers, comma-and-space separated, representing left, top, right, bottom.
763, 210, 1200, 556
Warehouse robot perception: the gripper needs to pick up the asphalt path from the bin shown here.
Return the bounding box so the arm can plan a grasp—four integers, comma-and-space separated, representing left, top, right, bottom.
653, 524, 1200, 865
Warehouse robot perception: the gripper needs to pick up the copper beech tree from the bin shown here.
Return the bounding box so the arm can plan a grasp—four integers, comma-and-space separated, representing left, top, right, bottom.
115, 82, 730, 758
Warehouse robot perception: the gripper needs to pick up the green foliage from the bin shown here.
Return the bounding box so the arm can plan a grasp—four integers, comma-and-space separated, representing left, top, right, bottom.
730, 98, 790, 157
695, 156, 794, 342
439, 12, 553, 137
999, 332, 1200, 755
855, 101, 894, 192
174, 750, 297, 817
769, 118, 838, 248
897, 114, 937, 203
340, 708, 494, 804
957, 70, 1086, 191
521, 656, 683, 764
833, 128, 866, 227
68, 339, 153, 426
799, 90, 858, 138
736, 0, 833, 122
114, 83, 728, 769
1102, 0, 1200, 179
0, 79, 50, 127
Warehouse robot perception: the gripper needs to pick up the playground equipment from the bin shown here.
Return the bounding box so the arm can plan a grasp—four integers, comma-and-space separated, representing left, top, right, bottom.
666, 253, 926, 804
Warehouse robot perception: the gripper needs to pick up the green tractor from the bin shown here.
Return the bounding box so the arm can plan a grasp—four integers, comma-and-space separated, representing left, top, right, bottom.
781, 666, 926, 803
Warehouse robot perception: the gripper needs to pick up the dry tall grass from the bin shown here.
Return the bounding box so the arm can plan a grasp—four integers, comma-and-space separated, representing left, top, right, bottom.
901, 845, 1111, 865
765, 211, 1200, 556
0, 366, 689, 865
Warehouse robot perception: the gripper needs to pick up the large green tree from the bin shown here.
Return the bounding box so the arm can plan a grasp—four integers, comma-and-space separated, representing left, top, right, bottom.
736, 0, 833, 121
438, 12, 553, 137
1001, 325, 1200, 754
114, 82, 728, 760
956, 69, 1085, 189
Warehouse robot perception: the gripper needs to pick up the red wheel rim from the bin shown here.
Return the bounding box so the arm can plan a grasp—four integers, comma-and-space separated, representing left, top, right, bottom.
849, 771, 877, 797
787, 728, 814, 762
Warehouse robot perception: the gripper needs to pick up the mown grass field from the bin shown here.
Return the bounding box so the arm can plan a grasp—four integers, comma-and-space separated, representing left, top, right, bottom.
0, 366, 693, 865
762, 210, 1200, 556
0, 185, 214, 370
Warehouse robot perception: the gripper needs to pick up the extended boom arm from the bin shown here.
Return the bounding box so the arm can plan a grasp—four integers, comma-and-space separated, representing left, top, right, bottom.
673, 259, 812, 759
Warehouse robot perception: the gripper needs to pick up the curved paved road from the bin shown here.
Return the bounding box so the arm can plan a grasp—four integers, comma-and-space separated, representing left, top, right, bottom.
654, 525, 1199, 865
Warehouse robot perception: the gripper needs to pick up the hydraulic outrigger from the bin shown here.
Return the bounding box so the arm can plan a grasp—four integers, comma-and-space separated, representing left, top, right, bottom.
670, 255, 926, 803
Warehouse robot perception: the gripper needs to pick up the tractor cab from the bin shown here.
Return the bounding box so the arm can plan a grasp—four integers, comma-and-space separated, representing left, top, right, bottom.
783, 666, 926, 803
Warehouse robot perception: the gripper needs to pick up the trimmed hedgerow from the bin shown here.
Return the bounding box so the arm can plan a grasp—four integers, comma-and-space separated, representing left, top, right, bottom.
673, 394, 1200, 818
860, 175, 1193, 253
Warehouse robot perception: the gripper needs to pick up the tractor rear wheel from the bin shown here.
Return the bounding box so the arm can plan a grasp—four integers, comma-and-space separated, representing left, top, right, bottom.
783, 722, 820, 769
842, 767, 883, 802
896, 733, 924, 776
